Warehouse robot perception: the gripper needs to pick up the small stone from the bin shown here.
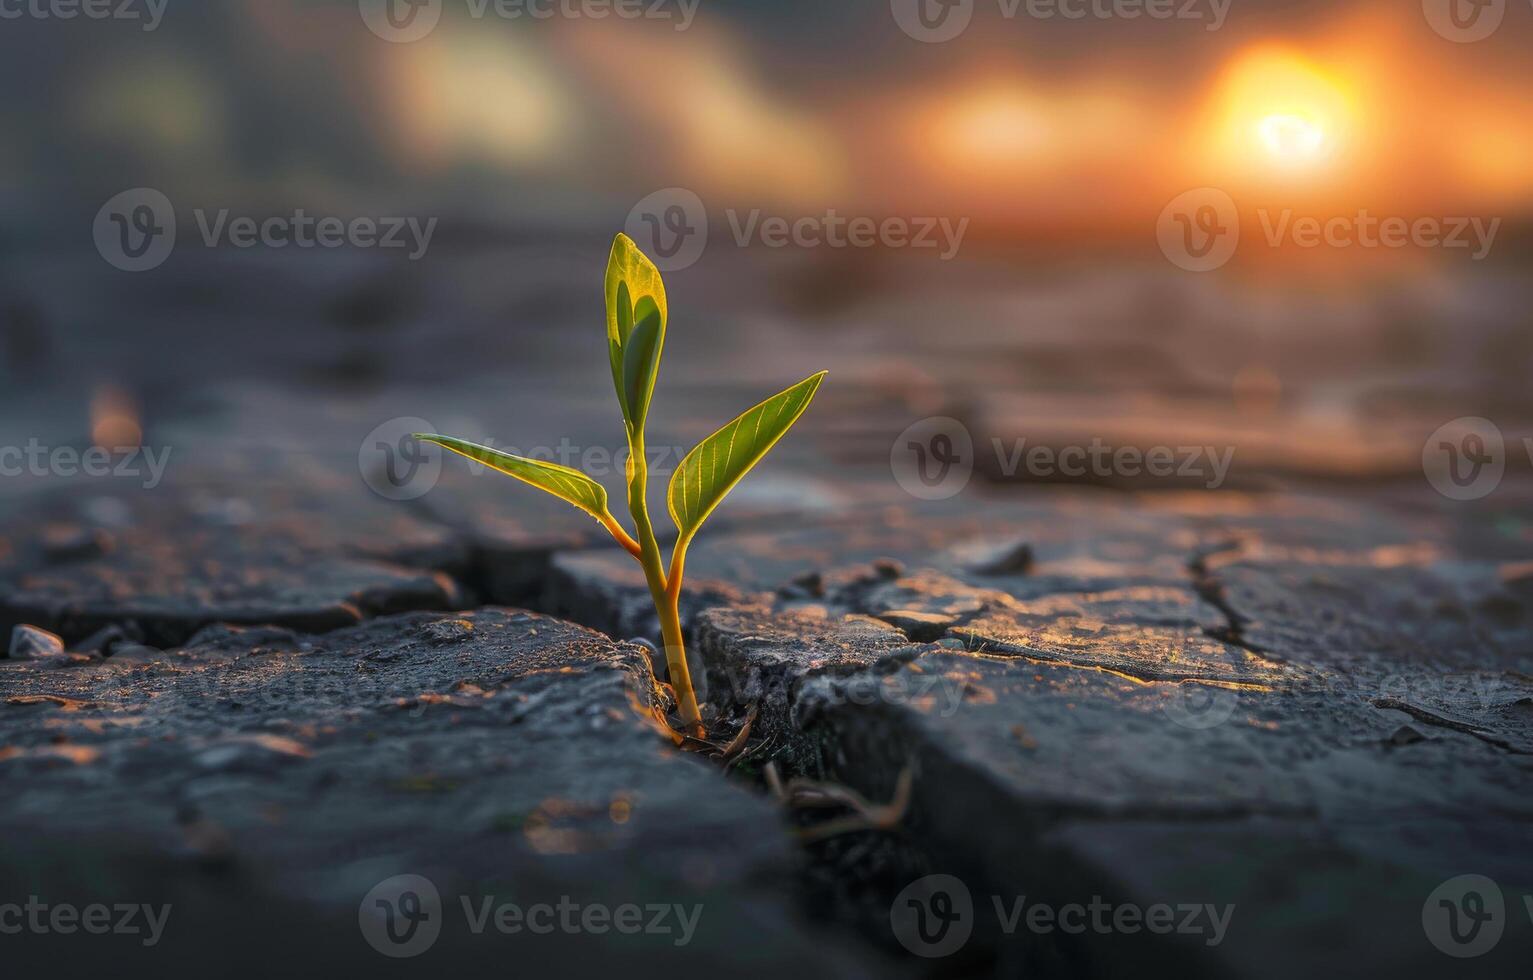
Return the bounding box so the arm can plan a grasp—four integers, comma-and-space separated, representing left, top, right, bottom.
877, 609, 954, 643
788, 570, 824, 598
420, 618, 475, 645
967, 539, 1034, 576
1388, 724, 1426, 746
872, 558, 905, 580
8, 624, 65, 660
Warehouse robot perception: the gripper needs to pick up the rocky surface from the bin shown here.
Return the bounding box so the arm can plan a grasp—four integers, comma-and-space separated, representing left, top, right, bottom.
0, 479, 469, 648
0, 608, 890, 977
3, 393, 1532, 979
694, 493, 1533, 979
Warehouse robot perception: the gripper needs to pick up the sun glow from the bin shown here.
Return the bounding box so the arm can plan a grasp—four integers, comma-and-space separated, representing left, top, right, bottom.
1192, 46, 1359, 182
1257, 113, 1327, 165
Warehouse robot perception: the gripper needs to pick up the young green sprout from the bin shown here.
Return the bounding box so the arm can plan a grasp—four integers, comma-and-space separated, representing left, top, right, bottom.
415, 234, 825, 738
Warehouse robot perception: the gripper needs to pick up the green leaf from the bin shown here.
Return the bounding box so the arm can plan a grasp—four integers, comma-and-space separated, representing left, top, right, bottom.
414, 434, 611, 524
621, 304, 663, 431
667, 371, 827, 541
605, 234, 668, 429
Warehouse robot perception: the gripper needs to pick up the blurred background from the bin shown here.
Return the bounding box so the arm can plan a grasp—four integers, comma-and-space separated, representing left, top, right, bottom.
1, 0, 1531, 530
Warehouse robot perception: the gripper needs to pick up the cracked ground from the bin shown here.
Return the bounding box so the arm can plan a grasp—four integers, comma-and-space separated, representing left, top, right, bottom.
3, 242, 1533, 979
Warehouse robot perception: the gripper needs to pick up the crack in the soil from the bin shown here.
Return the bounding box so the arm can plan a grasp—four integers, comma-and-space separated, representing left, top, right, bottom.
1371, 696, 1533, 755
1187, 541, 1279, 662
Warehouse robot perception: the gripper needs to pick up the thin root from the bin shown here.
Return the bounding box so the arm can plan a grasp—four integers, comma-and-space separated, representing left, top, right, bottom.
764, 762, 916, 842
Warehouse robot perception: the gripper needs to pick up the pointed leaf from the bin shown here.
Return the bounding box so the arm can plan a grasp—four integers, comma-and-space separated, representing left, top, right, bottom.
414, 434, 611, 524
621, 305, 663, 431
605, 234, 668, 427
667, 371, 827, 541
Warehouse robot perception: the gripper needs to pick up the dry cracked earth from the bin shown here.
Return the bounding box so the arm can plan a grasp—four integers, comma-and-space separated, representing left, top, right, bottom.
2, 469, 1531, 979
3, 241, 1532, 978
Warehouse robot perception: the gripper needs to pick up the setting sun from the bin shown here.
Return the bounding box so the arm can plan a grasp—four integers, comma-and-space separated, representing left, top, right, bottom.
1257, 113, 1327, 165
1192, 46, 1359, 183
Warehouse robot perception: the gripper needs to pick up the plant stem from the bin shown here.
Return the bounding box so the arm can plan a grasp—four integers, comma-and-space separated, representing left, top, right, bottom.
626, 431, 704, 736
600, 513, 643, 559
655, 580, 702, 735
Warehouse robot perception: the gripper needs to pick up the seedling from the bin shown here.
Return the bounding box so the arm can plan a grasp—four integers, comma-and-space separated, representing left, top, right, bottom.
415, 234, 825, 737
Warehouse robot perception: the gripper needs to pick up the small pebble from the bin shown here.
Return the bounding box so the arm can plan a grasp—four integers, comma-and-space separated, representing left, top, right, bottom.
873, 558, 905, 580
1388, 725, 1426, 746
8, 624, 66, 660
968, 540, 1034, 577
420, 619, 474, 645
